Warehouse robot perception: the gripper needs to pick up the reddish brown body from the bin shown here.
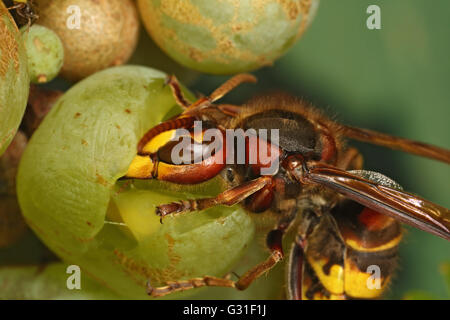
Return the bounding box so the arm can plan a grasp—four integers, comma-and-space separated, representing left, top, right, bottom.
123, 74, 450, 299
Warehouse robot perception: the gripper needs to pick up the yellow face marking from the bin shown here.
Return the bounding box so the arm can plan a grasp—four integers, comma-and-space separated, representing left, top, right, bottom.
125, 155, 154, 179
307, 257, 344, 295
345, 233, 402, 253
141, 130, 176, 154
156, 161, 180, 179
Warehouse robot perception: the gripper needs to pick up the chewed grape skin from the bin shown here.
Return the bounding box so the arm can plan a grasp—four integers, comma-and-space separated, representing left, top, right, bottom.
16, 66, 254, 299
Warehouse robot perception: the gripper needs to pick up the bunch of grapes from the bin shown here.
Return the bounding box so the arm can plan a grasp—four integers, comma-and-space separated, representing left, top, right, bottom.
1, 0, 318, 299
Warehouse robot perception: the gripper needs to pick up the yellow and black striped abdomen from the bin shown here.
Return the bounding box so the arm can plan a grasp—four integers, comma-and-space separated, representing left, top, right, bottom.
301, 200, 402, 300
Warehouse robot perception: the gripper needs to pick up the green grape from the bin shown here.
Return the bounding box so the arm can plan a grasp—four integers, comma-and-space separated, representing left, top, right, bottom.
21, 24, 64, 84
0, 2, 30, 156
35, 0, 140, 82
137, 0, 319, 74
191, 236, 286, 299
0, 263, 121, 299
17, 65, 255, 299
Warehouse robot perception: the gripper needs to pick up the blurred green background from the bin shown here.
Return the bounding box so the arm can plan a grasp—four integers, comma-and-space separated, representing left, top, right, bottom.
1, 0, 449, 299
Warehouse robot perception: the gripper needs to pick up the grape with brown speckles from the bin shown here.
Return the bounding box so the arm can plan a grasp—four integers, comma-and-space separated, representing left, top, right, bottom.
17, 66, 254, 299
0, 2, 29, 156
138, 0, 319, 74
35, 0, 140, 82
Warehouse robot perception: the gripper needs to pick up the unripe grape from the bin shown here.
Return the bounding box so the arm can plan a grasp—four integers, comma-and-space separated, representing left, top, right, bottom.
137, 0, 319, 74
17, 66, 254, 299
21, 24, 64, 83
0, 263, 121, 299
35, 0, 140, 82
0, 2, 29, 156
